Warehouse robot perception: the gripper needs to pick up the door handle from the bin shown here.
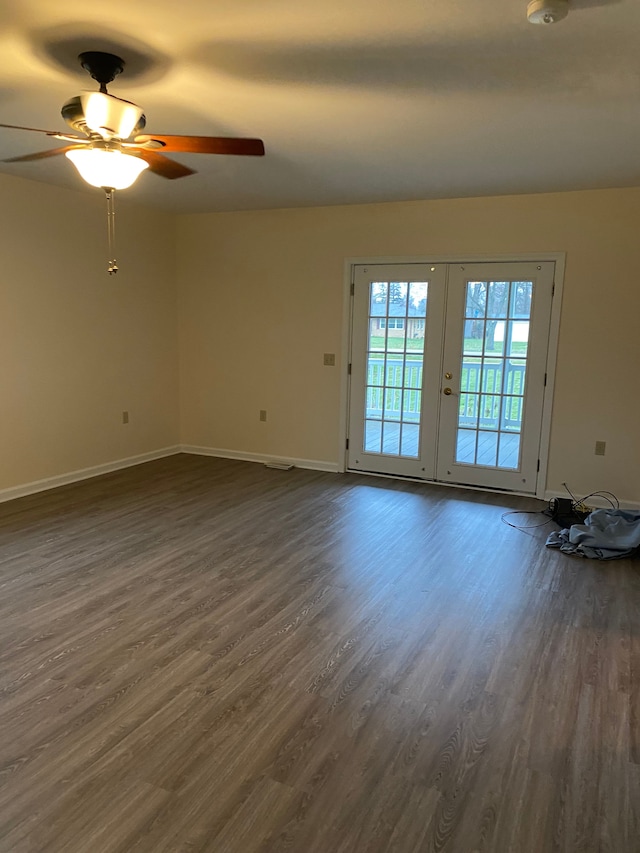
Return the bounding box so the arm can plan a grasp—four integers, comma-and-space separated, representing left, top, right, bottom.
443, 387, 453, 396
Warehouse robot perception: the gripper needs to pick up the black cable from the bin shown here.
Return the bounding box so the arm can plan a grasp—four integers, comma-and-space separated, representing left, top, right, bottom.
504, 484, 621, 533
578, 490, 619, 510
562, 481, 579, 503
562, 482, 620, 512
501, 511, 554, 530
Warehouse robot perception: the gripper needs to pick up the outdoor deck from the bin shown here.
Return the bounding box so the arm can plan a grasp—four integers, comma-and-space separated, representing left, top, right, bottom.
364, 421, 521, 470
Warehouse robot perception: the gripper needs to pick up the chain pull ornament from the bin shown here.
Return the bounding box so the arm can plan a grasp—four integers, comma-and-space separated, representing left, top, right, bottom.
105, 189, 118, 275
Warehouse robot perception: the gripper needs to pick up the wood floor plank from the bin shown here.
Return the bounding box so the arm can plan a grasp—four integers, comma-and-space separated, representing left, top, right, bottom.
1, 454, 638, 852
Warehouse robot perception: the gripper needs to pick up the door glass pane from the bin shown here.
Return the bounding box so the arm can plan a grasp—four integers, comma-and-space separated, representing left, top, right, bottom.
480, 359, 502, 393
384, 388, 402, 422
498, 433, 521, 468
370, 282, 388, 316
363, 280, 428, 459
510, 282, 532, 318
463, 319, 484, 356
455, 279, 534, 470
500, 396, 524, 431
459, 393, 479, 429
366, 386, 382, 419
386, 359, 404, 387
403, 390, 421, 423
401, 423, 420, 456
476, 430, 498, 466
388, 282, 408, 315
382, 422, 401, 455
368, 318, 386, 352
404, 361, 422, 389
479, 394, 500, 428
487, 282, 509, 318
456, 429, 477, 464
386, 321, 406, 352
461, 364, 479, 393
509, 321, 529, 357
369, 283, 387, 353
365, 420, 382, 453
465, 281, 486, 317
485, 324, 506, 356
504, 359, 526, 395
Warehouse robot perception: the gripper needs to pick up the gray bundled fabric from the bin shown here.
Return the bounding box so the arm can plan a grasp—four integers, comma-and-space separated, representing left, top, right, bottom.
546, 508, 640, 560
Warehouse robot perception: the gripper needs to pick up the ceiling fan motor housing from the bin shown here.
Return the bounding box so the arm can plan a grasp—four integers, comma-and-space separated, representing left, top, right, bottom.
61, 95, 146, 136
527, 0, 569, 24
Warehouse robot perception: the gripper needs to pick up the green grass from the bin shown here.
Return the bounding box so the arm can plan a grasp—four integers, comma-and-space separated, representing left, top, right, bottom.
463, 340, 528, 355
369, 336, 528, 355
369, 336, 424, 352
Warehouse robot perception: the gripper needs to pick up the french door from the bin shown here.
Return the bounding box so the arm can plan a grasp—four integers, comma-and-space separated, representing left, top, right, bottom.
346, 261, 555, 494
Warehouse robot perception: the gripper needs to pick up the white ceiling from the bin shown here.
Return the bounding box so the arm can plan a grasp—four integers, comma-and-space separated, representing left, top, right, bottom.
0, 0, 638, 213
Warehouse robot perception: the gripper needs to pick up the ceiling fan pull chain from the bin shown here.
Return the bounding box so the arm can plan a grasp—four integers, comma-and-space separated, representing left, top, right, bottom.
105, 189, 118, 274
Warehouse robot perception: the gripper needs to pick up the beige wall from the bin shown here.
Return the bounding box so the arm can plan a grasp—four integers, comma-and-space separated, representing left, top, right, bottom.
2, 175, 637, 505
177, 188, 640, 505
0, 174, 179, 493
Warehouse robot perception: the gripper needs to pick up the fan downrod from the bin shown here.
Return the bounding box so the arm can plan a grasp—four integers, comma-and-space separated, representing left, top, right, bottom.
79, 52, 125, 93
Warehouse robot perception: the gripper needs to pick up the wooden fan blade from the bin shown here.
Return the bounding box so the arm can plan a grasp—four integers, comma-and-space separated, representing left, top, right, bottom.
0, 124, 86, 144
2, 145, 79, 164
0, 122, 62, 135
133, 134, 265, 156
135, 150, 196, 180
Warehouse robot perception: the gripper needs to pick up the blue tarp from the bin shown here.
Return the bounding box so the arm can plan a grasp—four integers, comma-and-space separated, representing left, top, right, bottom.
546, 508, 640, 560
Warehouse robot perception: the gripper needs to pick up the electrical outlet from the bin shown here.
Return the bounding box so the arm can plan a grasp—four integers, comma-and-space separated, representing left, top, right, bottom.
259, 410, 267, 422
122, 411, 129, 425
594, 440, 606, 456
323, 353, 336, 366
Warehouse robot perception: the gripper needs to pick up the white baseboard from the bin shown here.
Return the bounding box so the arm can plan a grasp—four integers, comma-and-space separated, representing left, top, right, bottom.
0, 446, 182, 505
544, 490, 640, 512
180, 445, 339, 474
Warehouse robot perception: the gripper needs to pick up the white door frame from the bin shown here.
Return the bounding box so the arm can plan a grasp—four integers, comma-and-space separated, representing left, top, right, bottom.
338, 253, 565, 500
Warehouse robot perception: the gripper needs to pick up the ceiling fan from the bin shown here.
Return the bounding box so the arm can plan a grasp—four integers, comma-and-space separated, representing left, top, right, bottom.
0, 51, 265, 272
0, 51, 265, 185
527, 0, 620, 24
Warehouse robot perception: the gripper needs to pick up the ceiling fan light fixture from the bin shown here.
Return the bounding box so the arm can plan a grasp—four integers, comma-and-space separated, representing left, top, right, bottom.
65, 147, 149, 190
527, 0, 569, 24
80, 92, 145, 140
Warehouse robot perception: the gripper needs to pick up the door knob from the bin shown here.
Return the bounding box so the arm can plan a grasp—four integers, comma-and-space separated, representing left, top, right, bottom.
443, 387, 452, 395
445, 372, 452, 380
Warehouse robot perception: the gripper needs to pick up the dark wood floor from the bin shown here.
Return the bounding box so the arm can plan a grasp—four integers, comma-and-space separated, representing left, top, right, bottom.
0, 455, 638, 852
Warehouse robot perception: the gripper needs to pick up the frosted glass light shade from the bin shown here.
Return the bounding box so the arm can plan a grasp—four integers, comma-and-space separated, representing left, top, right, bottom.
80, 92, 144, 140
66, 148, 149, 190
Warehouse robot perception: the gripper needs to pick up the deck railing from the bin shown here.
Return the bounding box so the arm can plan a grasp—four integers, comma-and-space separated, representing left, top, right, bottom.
365, 357, 526, 431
